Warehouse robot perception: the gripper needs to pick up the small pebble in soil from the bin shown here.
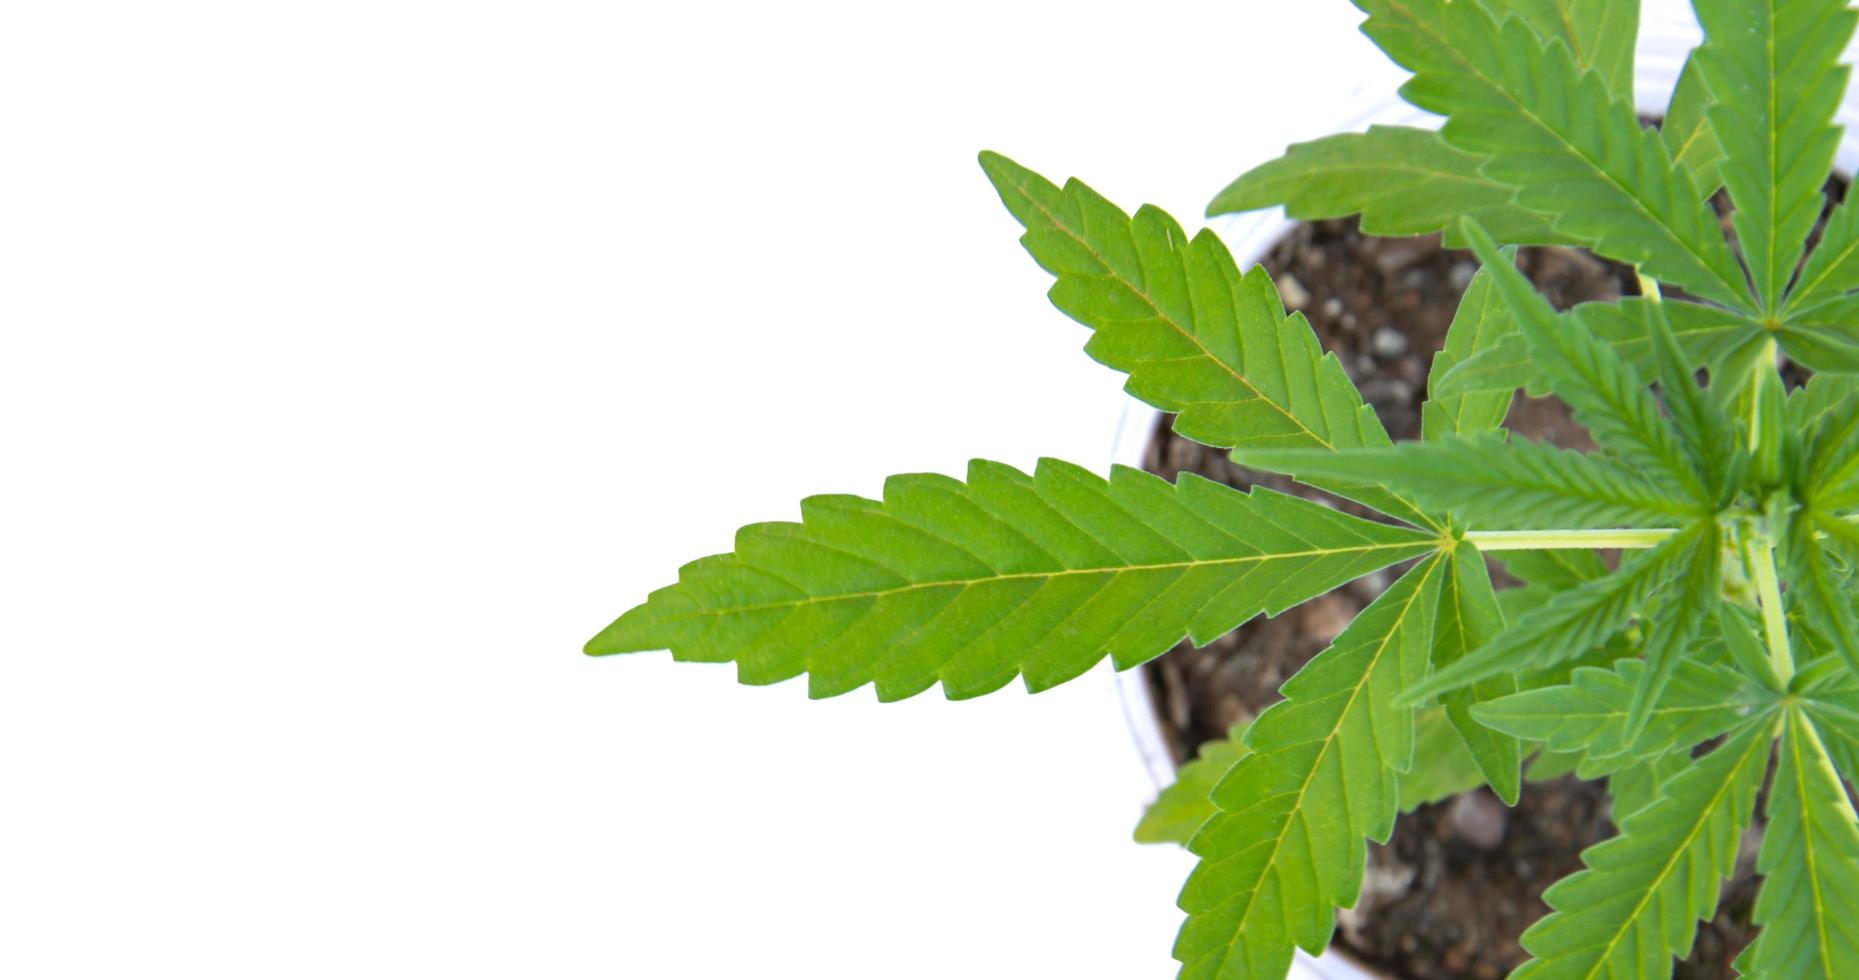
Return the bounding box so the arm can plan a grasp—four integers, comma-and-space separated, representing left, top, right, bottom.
1372, 326, 1410, 359
1447, 792, 1509, 850
1448, 261, 1477, 290
1277, 274, 1311, 310
1373, 242, 1427, 274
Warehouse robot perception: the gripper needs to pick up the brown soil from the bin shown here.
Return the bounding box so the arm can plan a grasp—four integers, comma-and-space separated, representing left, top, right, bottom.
1139, 216, 1763, 978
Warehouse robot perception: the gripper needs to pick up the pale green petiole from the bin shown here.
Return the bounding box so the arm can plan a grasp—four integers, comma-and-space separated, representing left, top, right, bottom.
1464, 528, 1677, 550
1745, 534, 1794, 682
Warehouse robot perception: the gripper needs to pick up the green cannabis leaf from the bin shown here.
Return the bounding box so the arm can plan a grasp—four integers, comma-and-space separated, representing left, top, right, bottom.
1513, 720, 1774, 978
1175, 555, 1444, 980
1135, 725, 1249, 847
588, 459, 1432, 700
978, 151, 1437, 529
1737, 709, 1859, 976
593, 2, 1859, 977
1206, 125, 1569, 247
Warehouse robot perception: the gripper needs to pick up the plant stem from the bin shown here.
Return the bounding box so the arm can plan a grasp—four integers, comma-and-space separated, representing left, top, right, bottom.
1464, 528, 1676, 551
1635, 270, 1662, 303
1746, 534, 1794, 682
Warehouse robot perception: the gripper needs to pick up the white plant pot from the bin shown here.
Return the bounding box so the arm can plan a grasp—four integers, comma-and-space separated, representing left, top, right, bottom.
1105, 3, 1859, 976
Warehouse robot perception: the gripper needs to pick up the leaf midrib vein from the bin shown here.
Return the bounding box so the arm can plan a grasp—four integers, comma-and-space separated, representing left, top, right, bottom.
1204, 554, 1443, 967
666, 539, 1432, 620
1389, 0, 1748, 308
1567, 726, 1764, 977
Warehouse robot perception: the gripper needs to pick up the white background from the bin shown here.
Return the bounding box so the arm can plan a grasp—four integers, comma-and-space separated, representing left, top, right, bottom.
0, 3, 1407, 977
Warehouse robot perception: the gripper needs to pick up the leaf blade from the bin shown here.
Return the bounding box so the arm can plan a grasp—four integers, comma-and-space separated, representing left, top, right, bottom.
981, 151, 1437, 527
1473, 657, 1772, 777
1240, 434, 1697, 532
1422, 262, 1518, 441
1694, 0, 1857, 311
587, 459, 1438, 702
1355, 0, 1753, 308
1137, 725, 1249, 847
1737, 708, 1859, 977
1463, 220, 1709, 502
1435, 540, 1522, 803
1406, 523, 1709, 701
1485, 0, 1640, 97
1511, 720, 1773, 978
1206, 125, 1568, 246
1174, 555, 1447, 979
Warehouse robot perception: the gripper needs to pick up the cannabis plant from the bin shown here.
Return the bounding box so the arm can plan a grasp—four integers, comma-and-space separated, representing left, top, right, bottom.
591, 1, 1859, 976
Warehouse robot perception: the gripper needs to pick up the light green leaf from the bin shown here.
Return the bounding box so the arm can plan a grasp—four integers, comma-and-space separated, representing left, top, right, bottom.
1606, 749, 1694, 824
1788, 513, 1859, 678
1721, 602, 1788, 693
1423, 262, 1517, 441
1485, 0, 1640, 97
1398, 706, 1491, 811
1801, 677, 1859, 778
1464, 221, 1710, 502
1136, 725, 1248, 847
1497, 548, 1609, 591
1206, 125, 1568, 246
1777, 319, 1859, 374
1645, 298, 1738, 502
1694, 0, 1857, 312
1788, 373, 1859, 431
1736, 708, 1859, 977
979, 151, 1436, 528
1512, 721, 1772, 979
587, 459, 1437, 701
1661, 52, 1726, 197
1473, 657, 1772, 777
1529, 747, 1585, 781
1625, 523, 1723, 740
1406, 523, 1707, 702
1174, 555, 1446, 980
1435, 298, 1763, 399
1804, 397, 1859, 510
1792, 201, 1859, 314
1241, 434, 1696, 533
1435, 540, 1522, 803
1354, 0, 1753, 309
